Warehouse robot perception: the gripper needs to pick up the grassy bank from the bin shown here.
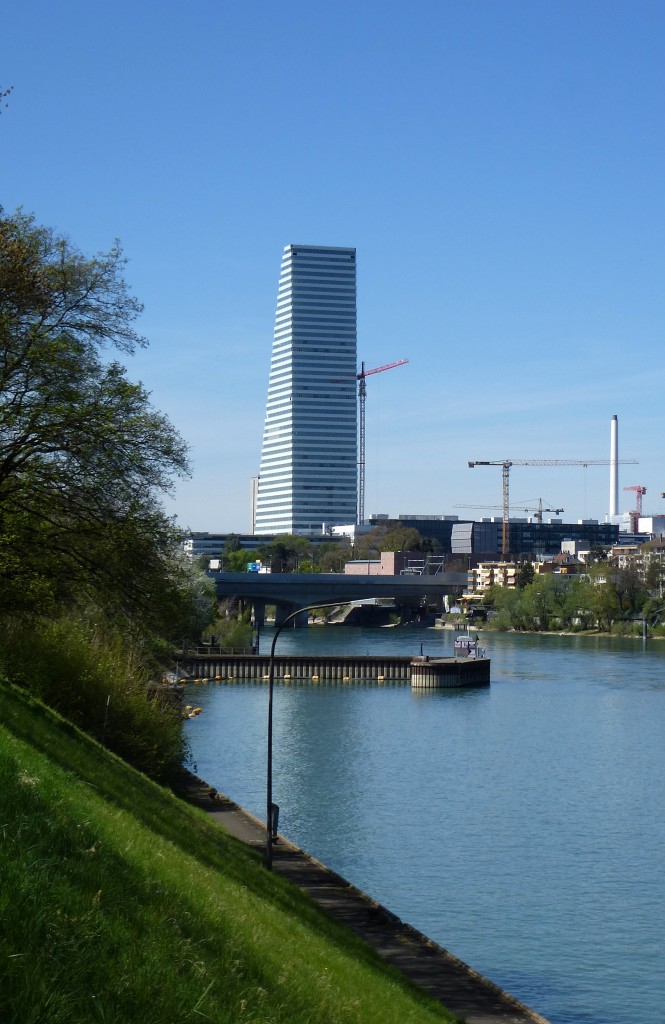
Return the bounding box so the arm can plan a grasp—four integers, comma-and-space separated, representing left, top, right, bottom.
0, 681, 461, 1024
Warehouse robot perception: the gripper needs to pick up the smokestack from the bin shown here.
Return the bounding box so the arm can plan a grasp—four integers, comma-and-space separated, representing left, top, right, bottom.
609, 415, 619, 518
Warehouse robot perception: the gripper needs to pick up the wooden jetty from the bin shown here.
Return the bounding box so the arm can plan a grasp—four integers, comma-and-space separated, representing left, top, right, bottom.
175, 652, 490, 688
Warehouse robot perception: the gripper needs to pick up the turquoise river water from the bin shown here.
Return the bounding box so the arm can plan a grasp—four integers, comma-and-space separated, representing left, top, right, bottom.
183, 627, 665, 1024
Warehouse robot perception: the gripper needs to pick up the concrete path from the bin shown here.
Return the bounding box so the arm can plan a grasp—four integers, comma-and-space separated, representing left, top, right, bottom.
174, 772, 551, 1024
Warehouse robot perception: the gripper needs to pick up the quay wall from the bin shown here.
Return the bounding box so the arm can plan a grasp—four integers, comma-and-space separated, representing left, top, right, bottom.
411, 658, 490, 688
177, 654, 490, 688
178, 654, 413, 684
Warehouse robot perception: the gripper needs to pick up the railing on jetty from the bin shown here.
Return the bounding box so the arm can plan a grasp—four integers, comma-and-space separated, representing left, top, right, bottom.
177, 652, 490, 688
178, 653, 413, 684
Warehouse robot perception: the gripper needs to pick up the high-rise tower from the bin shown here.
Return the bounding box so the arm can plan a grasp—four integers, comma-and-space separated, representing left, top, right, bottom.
254, 245, 358, 536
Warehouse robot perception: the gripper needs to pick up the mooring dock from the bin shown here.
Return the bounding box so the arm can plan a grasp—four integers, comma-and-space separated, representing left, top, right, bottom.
176, 653, 490, 688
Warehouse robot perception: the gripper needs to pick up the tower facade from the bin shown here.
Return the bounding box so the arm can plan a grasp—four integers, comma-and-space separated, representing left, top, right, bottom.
255, 245, 358, 536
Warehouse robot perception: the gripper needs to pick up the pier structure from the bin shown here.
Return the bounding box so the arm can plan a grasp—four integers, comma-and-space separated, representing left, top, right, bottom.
176, 652, 490, 688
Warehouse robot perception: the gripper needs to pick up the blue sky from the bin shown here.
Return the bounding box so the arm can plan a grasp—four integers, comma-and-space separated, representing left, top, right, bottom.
3, 1, 664, 532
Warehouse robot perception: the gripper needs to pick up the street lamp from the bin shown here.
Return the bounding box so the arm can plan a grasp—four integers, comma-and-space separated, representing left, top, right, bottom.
265, 599, 341, 869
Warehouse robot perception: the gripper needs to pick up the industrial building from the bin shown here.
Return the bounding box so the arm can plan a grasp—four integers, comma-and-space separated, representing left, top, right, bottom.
254, 245, 358, 536
181, 531, 350, 564
368, 514, 619, 559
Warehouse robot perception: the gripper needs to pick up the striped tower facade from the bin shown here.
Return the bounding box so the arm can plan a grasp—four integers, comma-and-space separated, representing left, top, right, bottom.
255, 245, 358, 536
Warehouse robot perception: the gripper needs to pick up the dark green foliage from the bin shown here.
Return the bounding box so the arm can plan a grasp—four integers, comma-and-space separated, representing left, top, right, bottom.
354, 525, 425, 558
0, 208, 217, 772
516, 562, 535, 588
257, 534, 313, 572
223, 547, 256, 571
483, 566, 662, 634
0, 616, 186, 779
0, 208, 199, 638
315, 540, 352, 573
207, 601, 254, 650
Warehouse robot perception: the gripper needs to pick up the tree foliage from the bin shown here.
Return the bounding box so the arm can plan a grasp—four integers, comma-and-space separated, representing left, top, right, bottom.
256, 534, 313, 573
354, 525, 426, 559
314, 540, 351, 573
0, 208, 212, 646
483, 567, 657, 634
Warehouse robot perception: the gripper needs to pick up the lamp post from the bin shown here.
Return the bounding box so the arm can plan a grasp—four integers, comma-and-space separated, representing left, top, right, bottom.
265, 599, 341, 869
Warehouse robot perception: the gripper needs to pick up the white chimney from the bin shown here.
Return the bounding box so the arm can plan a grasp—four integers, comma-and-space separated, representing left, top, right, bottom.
609, 415, 619, 518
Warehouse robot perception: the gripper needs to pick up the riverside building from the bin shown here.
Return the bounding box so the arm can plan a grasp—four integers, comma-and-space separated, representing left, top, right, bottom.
254, 245, 358, 536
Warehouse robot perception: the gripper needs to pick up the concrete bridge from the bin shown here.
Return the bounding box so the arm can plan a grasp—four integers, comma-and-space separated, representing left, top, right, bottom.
210, 571, 468, 627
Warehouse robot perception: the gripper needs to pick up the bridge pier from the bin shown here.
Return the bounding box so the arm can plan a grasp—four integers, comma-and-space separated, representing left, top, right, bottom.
252, 600, 266, 629
274, 603, 309, 628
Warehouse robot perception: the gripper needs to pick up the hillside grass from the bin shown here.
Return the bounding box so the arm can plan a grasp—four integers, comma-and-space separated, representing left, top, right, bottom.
0, 681, 461, 1024
0, 615, 186, 780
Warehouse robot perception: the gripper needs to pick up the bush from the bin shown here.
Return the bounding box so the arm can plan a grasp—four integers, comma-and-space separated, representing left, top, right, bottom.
0, 615, 186, 780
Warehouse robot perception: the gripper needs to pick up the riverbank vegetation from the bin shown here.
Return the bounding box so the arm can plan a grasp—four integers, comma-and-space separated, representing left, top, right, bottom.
0, 682, 460, 1024
482, 565, 665, 637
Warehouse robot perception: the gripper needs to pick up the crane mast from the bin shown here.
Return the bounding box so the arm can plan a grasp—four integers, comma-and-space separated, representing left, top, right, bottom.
356, 359, 407, 525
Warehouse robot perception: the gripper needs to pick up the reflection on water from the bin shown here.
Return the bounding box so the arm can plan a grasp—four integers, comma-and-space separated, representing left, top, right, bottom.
185, 628, 665, 1024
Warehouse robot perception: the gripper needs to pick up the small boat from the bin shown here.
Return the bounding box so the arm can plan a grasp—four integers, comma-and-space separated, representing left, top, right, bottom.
454, 635, 486, 659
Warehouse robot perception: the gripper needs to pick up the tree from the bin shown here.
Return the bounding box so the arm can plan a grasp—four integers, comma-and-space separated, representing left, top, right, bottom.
381, 526, 423, 552
314, 540, 351, 573
224, 549, 253, 572
587, 564, 620, 631
522, 576, 557, 630
586, 544, 609, 565
353, 528, 384, 560
0, 209, 193, 640
516, 562, 535, 588
611, 564, 646, 616
644, 557, 664, 595
256, 534, 312, 573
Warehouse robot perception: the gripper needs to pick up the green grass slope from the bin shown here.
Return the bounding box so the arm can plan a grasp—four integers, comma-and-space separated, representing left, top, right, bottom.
0, 682, 461, 1024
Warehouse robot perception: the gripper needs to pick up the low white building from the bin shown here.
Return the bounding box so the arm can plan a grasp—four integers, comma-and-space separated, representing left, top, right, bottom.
638, 516, 665, 538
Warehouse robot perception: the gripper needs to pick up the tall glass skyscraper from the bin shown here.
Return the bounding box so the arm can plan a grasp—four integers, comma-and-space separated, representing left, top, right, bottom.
254, 245, 358, 536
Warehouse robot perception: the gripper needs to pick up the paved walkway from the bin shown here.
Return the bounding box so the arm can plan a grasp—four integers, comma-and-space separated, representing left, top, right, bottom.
174, 772, 551, 1024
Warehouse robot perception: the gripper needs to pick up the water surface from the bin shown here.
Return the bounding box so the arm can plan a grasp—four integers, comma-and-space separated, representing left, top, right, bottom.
185, 628, 665, 1024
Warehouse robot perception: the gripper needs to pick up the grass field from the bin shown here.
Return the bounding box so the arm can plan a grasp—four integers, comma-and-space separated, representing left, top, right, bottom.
0, 681, 462, 1024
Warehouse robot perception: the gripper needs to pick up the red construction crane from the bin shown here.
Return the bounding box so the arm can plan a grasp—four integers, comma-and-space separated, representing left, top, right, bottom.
624, 484, 646, 516
624, 484, 647, 531
334, 359, 408, 525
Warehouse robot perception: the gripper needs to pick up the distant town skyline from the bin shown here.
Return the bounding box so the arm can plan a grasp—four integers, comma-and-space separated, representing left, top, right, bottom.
3, 1, 664, 532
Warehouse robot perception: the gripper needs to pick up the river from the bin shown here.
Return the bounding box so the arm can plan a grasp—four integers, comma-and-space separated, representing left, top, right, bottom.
183, 627, 665, 1024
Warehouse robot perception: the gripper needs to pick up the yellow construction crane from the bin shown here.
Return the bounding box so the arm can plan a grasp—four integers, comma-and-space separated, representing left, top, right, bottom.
456, 499, 564, 523
468, 458, 638, 558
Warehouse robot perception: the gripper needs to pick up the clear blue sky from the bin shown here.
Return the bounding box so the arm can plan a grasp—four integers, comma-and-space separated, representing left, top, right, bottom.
3, 1, 664, 532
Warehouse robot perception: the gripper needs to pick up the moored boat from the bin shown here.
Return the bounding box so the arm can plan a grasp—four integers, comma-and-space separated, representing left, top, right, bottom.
453, 634, 486, 659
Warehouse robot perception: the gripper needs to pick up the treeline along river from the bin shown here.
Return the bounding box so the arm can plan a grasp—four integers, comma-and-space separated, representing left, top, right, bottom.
184, 627, 665, 1024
